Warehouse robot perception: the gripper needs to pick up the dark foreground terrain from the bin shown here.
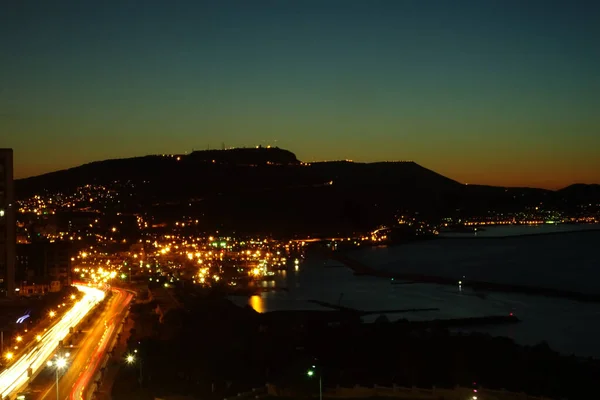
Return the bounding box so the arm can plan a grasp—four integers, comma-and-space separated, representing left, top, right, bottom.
110, 284, 600, 400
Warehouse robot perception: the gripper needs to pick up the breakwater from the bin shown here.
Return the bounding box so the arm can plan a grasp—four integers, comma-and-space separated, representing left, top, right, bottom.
399, 314, 520, 328
331, 253, 600, 303
308, 299, 439, 315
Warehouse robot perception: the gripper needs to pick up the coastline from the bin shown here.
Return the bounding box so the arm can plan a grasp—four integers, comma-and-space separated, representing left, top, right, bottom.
438, 226, 600, 240
329, 251, 600, 303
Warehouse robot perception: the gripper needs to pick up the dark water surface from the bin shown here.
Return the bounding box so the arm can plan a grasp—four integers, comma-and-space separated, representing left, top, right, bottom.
231, 225, 600, 358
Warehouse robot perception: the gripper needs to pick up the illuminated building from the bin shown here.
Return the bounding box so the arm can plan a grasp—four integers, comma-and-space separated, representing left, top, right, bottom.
0, 148, 16, 297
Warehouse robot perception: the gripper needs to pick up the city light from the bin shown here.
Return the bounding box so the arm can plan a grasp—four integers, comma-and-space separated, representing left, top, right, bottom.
0, 285, 105, 399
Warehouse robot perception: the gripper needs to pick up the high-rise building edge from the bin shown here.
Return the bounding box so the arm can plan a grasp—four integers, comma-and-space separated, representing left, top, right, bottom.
0, 148, 16, 297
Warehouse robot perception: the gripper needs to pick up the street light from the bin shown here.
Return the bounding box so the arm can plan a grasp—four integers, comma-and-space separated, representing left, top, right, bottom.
125, 353, 143, 385
307, 365, 322, 400
47, 357, 67, 400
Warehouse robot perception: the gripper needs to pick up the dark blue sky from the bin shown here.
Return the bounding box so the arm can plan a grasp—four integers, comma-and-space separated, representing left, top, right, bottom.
1, 0, 599, 188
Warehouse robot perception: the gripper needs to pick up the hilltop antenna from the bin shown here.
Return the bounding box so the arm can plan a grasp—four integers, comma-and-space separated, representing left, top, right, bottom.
222, 142, 225, 150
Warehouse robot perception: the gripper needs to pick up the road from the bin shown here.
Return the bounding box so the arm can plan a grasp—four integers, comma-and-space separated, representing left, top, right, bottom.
0, 285, 105, 400
27, 288, 132, 400
1, 301, 71, 372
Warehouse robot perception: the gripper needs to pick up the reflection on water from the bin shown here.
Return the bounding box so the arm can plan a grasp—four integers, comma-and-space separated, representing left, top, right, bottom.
249, 295, 265, 313
260, 280, 276, 288
229, 229, 600, 358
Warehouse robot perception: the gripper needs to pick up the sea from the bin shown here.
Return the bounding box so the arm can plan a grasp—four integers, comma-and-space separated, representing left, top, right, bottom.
230, 224, 600, 359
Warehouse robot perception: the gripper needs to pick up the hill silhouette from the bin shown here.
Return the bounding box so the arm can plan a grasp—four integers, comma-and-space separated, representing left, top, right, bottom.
16, 148, 460, 200
14, 147, 599, 235
556, 183, 600, 206
16, 147, 299, 193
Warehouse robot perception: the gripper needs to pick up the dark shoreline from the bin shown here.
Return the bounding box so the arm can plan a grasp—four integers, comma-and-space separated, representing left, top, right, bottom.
331, 252, 600, 303
307, 299, 440, 315
437, 226, 600, 240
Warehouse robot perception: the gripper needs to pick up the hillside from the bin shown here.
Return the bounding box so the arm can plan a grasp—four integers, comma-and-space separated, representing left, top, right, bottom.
16, 147, 299, 194
15, 148, 460, 199
556, 184, 600, 206
14, 148, 599, 235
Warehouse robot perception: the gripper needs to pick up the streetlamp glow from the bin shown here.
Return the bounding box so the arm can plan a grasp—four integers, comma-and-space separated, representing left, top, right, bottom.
126, 352, 143, 386
306, 365, 322, 400
48, 356, 68, 400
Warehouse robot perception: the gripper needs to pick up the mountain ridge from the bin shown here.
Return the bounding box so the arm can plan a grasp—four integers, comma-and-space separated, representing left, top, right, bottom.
16, 147, 593, 194
13, 147, 599, 235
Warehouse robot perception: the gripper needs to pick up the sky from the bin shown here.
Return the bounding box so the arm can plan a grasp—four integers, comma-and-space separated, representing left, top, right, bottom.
1, 0, 599, 189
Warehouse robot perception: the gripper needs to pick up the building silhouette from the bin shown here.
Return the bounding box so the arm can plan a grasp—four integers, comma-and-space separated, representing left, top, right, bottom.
17, 241, 73, 294
0, 148, 16, 297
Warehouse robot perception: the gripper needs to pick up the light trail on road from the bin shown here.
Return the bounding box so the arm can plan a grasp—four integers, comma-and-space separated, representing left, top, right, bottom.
0, 285, 105, 399
70, 289, 132, 400
70, 322, 115, 400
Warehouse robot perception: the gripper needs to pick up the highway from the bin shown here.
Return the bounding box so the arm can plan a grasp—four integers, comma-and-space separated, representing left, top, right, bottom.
27, 288, 132, 400
0, 285, 105, 400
